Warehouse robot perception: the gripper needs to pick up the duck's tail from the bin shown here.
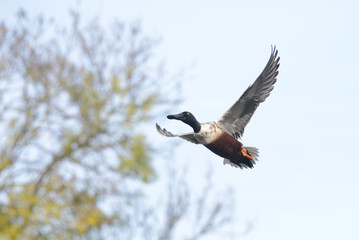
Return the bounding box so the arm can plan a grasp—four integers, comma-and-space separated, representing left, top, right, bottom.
223, 146, 259, 169
243, 146, 259, 161
237, 146, 259, 168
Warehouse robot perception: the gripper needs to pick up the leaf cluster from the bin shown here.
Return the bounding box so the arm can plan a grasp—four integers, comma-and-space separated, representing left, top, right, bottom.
0, 9, 175, 239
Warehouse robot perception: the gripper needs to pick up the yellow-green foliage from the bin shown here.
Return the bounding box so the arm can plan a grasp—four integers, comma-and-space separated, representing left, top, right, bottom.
120, 134, 154, 182
0, 9, 176, 239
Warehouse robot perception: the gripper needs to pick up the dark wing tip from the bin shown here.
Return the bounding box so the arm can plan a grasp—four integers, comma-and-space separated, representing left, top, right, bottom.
216, 46, 280, 138
156, 123, 176, 137
271, 45, 278, 54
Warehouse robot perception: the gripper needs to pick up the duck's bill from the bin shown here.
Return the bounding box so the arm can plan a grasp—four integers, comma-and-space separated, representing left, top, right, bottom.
167, 113, 185, 120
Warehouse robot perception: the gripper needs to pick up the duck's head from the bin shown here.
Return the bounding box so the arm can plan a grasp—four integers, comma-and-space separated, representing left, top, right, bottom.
167, 111, 201, 133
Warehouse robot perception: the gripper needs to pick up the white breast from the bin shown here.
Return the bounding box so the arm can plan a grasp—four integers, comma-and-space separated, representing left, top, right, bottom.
194, 122, 223, 144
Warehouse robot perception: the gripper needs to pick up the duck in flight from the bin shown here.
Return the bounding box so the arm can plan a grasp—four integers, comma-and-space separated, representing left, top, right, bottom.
156, 47, 280, 169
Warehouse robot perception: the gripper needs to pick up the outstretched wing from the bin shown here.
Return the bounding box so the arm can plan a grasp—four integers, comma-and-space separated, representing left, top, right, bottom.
156, 123, 200, 144
217, 46, 280, 138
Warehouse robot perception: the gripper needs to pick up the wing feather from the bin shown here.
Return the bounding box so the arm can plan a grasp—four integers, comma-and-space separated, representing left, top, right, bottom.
217, 46, 280, 138
156, 123, 200, 144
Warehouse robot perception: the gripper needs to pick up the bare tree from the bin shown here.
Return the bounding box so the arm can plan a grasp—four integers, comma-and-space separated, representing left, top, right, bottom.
125, 166, 235, 240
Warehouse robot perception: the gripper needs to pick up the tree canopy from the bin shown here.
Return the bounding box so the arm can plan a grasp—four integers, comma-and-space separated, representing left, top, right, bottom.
0, 9, 235, 240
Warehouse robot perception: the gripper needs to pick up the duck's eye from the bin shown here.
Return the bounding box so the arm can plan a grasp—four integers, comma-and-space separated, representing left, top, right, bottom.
187, 112, 190, 115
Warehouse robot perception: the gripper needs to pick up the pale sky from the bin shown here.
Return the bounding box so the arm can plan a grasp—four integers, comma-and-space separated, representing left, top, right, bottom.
1, 1, 359, 239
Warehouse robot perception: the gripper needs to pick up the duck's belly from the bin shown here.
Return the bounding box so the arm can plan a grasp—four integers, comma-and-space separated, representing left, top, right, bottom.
204, 131, 243, 160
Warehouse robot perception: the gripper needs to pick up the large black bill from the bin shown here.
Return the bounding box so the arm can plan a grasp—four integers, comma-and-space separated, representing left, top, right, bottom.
167, 113, 184, 120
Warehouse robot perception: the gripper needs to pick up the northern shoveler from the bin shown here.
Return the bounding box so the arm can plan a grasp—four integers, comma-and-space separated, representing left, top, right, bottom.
156, 47, 280, 169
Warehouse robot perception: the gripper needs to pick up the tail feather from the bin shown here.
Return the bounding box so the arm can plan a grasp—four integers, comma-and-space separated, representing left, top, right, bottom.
244, 146, 259, 161
222, 146, 259, 169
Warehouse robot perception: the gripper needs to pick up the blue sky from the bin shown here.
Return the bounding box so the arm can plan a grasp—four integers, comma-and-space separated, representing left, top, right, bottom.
1, 1, 359, 239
